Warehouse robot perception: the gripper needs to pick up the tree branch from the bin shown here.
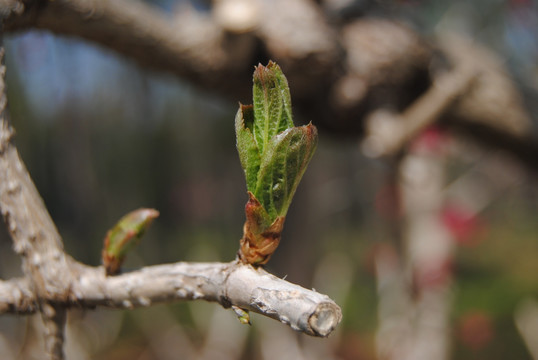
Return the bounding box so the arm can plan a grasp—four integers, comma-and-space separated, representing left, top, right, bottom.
41, 302, 67, 360
0, 277, 36, 314
74, 261, 341, 337
3, 0, 339, 100
0, 260, 342, 337
362, 63, 477, 157
0, 44, 72, 359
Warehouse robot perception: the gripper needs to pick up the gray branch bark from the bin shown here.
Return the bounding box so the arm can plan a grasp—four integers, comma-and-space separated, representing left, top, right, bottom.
76, 261, 341, 337
0, 45, 71, 359
0, 277, 35, 314
0, 261, 342, 337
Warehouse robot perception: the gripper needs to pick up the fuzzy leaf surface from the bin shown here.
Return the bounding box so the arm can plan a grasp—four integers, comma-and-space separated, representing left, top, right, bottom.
252, 62, 294, 156
254, 124, 318, 219
235, 104, 260, 191
236, 61, 318, 222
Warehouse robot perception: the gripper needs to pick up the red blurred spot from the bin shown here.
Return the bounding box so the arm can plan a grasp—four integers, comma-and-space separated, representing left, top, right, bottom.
441, 204, 487, 246
458, 311, 494, 350
410, 126, 448, 154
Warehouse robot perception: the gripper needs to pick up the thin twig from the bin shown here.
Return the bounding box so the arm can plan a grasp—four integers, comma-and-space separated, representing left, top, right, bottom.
362, 64, 477, 158
41, 302, 67, 360
0, 261, 342, 337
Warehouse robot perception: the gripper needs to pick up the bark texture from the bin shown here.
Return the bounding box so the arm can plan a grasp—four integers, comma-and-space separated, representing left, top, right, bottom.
0, 261, 342, 337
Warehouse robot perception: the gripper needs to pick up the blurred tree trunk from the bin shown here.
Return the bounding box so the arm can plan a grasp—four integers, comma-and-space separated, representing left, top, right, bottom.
375, 138, 453, 360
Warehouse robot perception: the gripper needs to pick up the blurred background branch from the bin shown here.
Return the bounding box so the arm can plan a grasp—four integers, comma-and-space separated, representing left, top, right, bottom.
3, 0, 537, 169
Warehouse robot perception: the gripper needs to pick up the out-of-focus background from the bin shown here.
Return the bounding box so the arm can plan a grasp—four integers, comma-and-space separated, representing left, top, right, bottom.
1, 0, 538, 359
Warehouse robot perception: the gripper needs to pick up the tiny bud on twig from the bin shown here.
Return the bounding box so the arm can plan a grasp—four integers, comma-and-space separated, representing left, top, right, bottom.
102, 208, 159, 275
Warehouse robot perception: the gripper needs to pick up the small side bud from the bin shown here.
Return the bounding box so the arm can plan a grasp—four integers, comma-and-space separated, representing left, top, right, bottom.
102, 208, 159, 276
232, 306, 251, 325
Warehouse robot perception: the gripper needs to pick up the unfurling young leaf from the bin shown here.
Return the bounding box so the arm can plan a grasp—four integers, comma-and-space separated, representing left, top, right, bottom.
236, 61, 318, 265
102, 208, 159, 276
